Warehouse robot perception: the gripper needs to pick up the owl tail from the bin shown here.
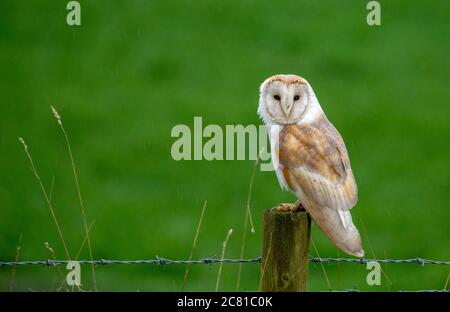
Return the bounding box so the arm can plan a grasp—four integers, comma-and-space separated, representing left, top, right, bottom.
303, 200, 364, 257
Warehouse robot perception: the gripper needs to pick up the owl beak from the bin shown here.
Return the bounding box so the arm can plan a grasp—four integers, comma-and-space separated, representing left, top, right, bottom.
285, 105, 293, 119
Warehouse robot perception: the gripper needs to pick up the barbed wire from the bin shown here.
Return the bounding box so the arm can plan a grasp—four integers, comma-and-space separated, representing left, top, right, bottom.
0, 257, 260, 267
0, 256, 449, 267
342, 289, 449, 293
308, 257, 450, 266
1, 256, 447, 292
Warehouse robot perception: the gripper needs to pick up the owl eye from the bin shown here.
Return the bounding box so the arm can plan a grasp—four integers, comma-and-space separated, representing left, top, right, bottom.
294, 95, 300, 101
273, 95, 281, 101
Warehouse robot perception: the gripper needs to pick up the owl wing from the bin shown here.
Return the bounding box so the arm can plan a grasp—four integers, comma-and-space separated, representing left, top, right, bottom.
277, 120, 357, 211
276, 119, 363, 257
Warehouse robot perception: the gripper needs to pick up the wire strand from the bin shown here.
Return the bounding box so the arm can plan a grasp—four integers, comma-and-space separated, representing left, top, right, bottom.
1, 256, 449, 267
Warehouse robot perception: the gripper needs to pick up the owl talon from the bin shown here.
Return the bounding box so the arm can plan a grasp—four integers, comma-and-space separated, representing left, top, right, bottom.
292, 201, 305, 212
275, 202, 304, 212
275, 203, 294, 212
274, 201, 305, 212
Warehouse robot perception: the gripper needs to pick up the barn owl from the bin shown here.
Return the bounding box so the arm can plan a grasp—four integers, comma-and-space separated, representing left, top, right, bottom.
258, 74, 364, 257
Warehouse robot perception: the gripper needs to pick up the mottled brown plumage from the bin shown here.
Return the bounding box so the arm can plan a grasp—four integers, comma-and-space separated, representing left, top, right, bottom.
278, 118, 358, 210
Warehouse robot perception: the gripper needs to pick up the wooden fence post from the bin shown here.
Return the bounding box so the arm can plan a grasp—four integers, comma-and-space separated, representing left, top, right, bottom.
261, 206, 311, 292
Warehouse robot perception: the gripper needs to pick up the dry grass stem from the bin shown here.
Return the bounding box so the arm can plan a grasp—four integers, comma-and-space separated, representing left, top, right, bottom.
311, 236, 332, 290
359, 214, 393, 288
45, 242, 69, 292
49, 176, 55, 203
8, 233, 22, 292
258, 232, 272, 291
75, 220, 95, 260
51, 106, 97, 291
181, 200, 207, 290
215, 228, 233, 292
236, 149, 262, 291
444, 271, 450, 290
18, 137, 70, 259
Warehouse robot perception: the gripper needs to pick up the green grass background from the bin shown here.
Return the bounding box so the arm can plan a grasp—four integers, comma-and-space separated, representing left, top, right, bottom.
0, 0, 449, 291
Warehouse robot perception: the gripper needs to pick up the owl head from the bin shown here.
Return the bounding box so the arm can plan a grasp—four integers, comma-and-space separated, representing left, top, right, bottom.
258, 74, 321, 125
